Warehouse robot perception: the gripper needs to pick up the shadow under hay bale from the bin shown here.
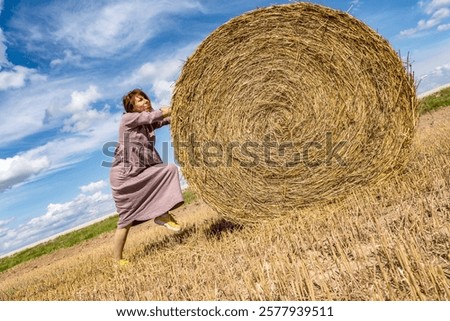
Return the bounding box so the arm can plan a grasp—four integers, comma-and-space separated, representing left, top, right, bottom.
172, 2, 418, 223
205, 218, 244, 240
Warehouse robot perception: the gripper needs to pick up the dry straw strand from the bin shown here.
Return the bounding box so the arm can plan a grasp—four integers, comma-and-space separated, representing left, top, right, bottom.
171, 2, 418, 223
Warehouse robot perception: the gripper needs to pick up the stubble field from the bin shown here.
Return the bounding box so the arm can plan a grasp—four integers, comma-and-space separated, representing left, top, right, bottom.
0, 106, 449, 301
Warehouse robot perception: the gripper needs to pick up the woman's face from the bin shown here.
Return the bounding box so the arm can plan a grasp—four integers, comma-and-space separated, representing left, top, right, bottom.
133, 94, 152, 112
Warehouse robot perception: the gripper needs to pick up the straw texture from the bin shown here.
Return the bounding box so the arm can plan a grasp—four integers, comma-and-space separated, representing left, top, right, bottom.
171, 2, 418, 223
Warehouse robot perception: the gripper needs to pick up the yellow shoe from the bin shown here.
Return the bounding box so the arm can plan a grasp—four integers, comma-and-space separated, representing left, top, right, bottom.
118, 259, 130, 267
154, 213, 181, 232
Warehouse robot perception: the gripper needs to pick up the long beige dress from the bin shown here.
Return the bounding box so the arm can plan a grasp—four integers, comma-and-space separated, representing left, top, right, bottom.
110, 110, 184, 228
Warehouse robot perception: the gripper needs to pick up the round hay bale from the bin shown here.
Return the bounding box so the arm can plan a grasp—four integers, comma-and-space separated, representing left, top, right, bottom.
171, 2, 418, 223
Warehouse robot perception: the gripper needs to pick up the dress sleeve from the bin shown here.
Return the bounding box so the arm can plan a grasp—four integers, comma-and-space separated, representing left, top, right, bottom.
153, 117, 171, 129
122, 110, 164, 129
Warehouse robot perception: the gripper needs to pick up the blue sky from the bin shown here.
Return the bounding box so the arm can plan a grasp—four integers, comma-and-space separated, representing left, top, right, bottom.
0, 0, 449, 257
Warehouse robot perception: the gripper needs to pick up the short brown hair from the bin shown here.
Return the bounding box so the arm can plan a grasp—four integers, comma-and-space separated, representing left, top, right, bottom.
122, 88, 151, 113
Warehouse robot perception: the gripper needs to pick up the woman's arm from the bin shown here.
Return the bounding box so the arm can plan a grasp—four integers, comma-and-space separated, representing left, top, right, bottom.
160, 107, 171, 118
123, 109, 168, 128
153, 107, 171, 129
153, 117, 171, 129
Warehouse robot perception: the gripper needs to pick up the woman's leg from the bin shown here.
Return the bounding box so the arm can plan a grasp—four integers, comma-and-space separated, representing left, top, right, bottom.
114, 225, 131, 260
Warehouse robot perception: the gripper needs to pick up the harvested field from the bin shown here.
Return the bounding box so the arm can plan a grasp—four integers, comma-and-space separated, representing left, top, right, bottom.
0, 106, 448, 301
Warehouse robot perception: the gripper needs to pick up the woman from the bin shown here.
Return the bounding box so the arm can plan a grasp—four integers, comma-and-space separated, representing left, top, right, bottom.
110, 88, 184, 264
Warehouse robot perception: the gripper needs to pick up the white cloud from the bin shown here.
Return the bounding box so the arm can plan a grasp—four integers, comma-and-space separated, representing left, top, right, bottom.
0, 39, 195, 191
48, 85, 102, 115
400, 0, 450, 36
50, 50, 82, 68
142, 62, 180, 82
44, 85, 110, 133
420, 0, 450, 14
0, 84, 69, 146
0, 104, 120, 192
62, 107, 111, 133
11, 0, 202, 59
0, 183, 115, 256
1, 20, 47, 84
431, 7, 450, 20
66, 85, 101, 113
80, 180, 107, 194
433, 63, 450, 75
0, 218, 13, 228
125, 62, 181, 105
0, 80, 111, 148
24, 112, 119, 170
0, 65, 46, 91
418, 63, 450, 92
122, 43, 198, 106
29, 191, 112, 228
0, 1, 201, 147
0, 29, 8, 66
0, 154, 51, 192
0, 43, 190, 191
437, 22, 450, 30
408, 35, 450, 93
